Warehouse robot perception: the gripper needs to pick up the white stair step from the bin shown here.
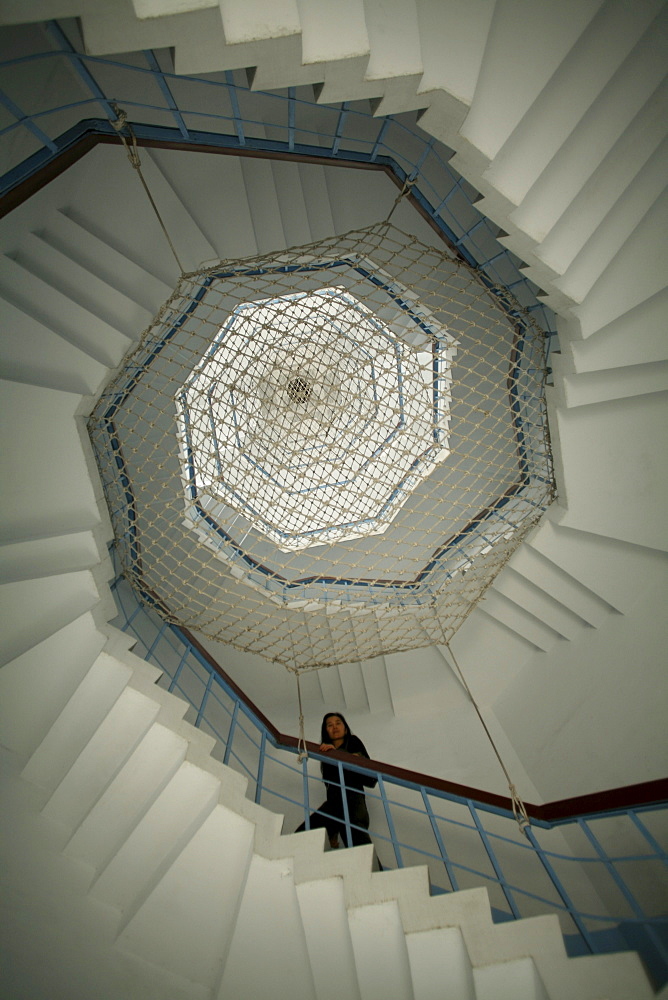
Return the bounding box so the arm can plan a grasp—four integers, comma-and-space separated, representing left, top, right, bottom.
64, 721, 188, 870
117, 803, 255, 989
80, 2, 217, 57
536, 85, 668, 275
17, 232, 153, 340
21, 650, 132, 792
217, 853, 316, 1000
240, 155, 287, 253
509, 10, 668, 245
417, 0, 493, 110
406, 926, 475, 1000
474, 956, 548, 1000
348, 899, 413, 1000
338, 661, 370, 714
478, 590, 561, 652
149, 147, 258, 261
0, 570, 102, 669
46, 209, 172, 312
297, 876, 361, 1000
459, 0, 603, 162
510, 541, 611, 629
139, 148, 217, 268
298, 0, 368, 67
492, 568, 587, 641
571, 186, 668, 338
555, 146, 668, 303
360, 655, 394, 716
298, 162, 337, 242
0, 380, 101, 541
317, 663, 347, 707
220, 0, 301, 45
90, 759, 221, 917
566, 285, 668, 373
366, 73, 425, 117
0, 295, 108, 396
557, 359, 668, 408
0, 611, 105, 759
270, 158, 313, 247
0, 254, 132, 368
323, 161, 396, 233
531, 515, 662, 613
132, 0, 216, 17
248, 36, 322, 90
483, 0, 663, 207
42, 684, 162, 830
553, 388, 666, 553
365, 0, 422, 84
0, 529, 103, 585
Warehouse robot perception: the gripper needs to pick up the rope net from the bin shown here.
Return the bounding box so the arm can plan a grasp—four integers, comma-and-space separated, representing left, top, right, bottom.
89, 223, 554, 672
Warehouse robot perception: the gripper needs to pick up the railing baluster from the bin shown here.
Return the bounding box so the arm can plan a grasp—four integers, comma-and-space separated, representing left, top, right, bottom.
467, 799, 521, 919
523, 825, 596, 954
338, 760, 353, 847
629, 809, 668, 867
421, 787, 459, 891
223, 700, 239, 766
195, 671, 213, 729
302, 755, 311, 830
255, 730, 266, 804
378, 774, 403, 868
578, 817, 668, 964
167, 644, 189, 693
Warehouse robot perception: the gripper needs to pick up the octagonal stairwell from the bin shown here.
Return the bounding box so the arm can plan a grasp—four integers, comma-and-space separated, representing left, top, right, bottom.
0, 5, 666, 997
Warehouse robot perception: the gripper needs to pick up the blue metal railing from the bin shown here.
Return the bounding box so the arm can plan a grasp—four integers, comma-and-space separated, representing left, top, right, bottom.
0, 20, 558, 365
110, 568, 668, 988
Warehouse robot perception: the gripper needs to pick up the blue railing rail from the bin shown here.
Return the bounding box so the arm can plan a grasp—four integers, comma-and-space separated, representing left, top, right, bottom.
110, 570, 668, 988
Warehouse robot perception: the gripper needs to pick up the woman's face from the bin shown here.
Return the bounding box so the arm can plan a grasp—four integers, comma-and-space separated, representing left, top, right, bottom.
325, 715, 346, 742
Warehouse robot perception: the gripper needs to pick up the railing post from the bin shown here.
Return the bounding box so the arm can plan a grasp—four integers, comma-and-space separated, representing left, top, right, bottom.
223, 700, 239, 766
378, 774, 403, 868
255, 730, 266, 805
577, 817, 668, 964
194, 671, 213, 729
421, 787, 459, 891
523, 825, 596, 954
338, 760, 353, 847
467, 799, 521, 920
302, 755, 311, 830
167, 645, 189, 693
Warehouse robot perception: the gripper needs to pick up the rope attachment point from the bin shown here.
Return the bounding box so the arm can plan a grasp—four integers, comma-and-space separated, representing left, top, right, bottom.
109, 104, 185, 274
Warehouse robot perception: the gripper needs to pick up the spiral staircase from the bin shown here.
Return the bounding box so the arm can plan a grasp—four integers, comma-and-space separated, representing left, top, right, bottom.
0, 2, 666, 997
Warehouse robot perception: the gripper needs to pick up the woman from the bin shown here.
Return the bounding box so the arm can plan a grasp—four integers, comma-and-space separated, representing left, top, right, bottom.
296, 712, 377, 849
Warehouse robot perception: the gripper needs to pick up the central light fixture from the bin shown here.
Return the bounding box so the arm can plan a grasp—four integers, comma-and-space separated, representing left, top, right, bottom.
286, 375, 312, 404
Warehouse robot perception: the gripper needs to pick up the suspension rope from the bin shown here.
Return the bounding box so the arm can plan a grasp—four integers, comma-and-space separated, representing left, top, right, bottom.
110, 104, 185, 274
294, 670, 309, 763
444, 641, 531, 834
386, 175, 417, 222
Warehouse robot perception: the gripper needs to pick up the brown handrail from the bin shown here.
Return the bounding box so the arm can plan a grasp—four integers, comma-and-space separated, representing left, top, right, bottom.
181, 626, 668, 824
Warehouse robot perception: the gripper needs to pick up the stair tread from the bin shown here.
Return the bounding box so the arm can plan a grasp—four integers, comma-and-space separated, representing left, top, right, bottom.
0, 254, 132, 368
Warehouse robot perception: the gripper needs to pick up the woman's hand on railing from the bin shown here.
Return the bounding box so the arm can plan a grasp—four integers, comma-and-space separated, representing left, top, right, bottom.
319, 743, 336, 752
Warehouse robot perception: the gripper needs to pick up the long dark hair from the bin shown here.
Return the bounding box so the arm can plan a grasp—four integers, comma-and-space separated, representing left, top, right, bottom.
319, 712, 351, 778
320, 711, 351, 745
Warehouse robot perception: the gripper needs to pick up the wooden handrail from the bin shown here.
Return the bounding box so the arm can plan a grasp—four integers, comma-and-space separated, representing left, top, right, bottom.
181, 626, 668, 824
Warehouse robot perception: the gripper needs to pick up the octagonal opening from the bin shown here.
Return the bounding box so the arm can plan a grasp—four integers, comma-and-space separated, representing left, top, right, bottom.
176, 285, 455, 552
